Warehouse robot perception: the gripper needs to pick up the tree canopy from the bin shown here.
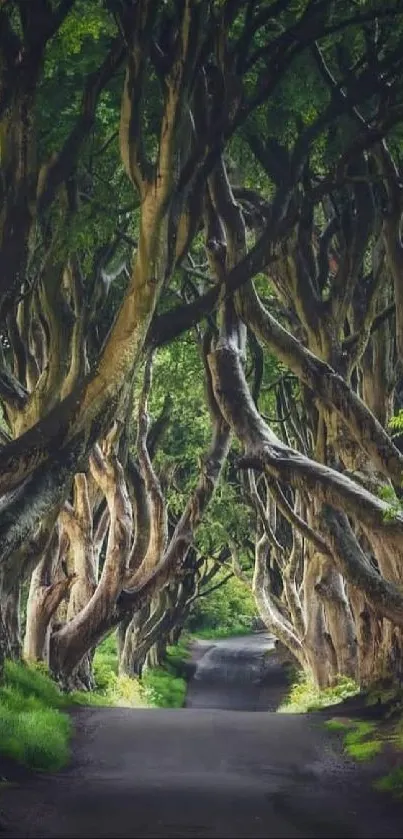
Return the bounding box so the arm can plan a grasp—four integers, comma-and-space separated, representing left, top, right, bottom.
1, 0, 403, 690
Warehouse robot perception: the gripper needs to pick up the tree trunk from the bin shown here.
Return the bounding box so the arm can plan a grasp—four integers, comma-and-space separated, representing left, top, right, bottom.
303, 553, 335, 687
315, 560, 358, 680
24, 531, 73, 663
0, 582, 20, 662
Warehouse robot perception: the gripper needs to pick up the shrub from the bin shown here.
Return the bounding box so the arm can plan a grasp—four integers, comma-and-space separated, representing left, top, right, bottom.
279, 672, 359, 714
142, 668, 186, 708
93, 634, 118, 692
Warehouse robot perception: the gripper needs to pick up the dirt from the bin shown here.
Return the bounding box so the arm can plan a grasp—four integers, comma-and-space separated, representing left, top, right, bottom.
1, 634, 403, 838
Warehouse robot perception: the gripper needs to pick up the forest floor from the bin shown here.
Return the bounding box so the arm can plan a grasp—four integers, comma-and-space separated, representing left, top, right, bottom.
1, 636, 403, 838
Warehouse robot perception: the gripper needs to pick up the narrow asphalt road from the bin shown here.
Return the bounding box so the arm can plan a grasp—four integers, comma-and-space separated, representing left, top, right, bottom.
185, 633, 284, 711
1, 635, 403, 838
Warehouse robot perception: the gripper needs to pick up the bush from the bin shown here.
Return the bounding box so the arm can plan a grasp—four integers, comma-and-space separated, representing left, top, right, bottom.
142, 668, 187, 708
93, 634, 118, 692
279, 672, 359, 713
91, 634, 147, 707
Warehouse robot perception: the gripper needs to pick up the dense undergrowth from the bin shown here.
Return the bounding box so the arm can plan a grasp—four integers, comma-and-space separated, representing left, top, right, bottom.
93, 634, 188, 709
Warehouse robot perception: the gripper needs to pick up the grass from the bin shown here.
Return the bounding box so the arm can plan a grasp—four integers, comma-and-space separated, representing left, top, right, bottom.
188, 625, 254, 641
92, 633, 187, 709
325, 718, 383, 762
141, 667, 187, 708
0, 660, 72, 772
278, 672, 359, 714
375, 766, 403, 797
0, 649, 153, 773
92, 635, 147, 708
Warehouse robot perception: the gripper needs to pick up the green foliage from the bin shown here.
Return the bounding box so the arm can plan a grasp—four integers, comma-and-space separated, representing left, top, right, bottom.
0, 661, 72, 771
189, 626, 252, 640
187, 568, 257, 635
378, 485, 401, 521
389, 411, 403, 434
326, 718, 383, 762
93, 634, 187, 709
345, 736, 382, 762
141, 668, 187, 709
93, 634, 119, 692
325, 718, 353, 732
343, 721, 381, 761
279, 672, 359, 713
165, 639, 191, 674
375, 766, 403, 798
92, 635, 146, 707
2, 659, 65, 709
68, 690, 107, 707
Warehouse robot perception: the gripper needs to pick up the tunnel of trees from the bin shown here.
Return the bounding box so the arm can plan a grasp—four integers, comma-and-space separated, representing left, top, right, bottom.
1, 0, 403, 691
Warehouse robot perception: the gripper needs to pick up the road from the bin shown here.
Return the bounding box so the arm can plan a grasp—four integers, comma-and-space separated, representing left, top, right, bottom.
1, 635, 402, 838
185, 633, 284, 710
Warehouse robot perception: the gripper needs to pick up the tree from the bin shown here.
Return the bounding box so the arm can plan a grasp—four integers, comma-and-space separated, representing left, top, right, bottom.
2, 0, 403, 693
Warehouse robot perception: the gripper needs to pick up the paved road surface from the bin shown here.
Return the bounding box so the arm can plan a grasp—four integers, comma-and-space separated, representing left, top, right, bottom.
185, 633, 284, 710
1, 635, 402, 838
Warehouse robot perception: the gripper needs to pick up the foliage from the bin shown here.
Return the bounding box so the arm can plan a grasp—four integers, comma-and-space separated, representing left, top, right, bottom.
389, 411, 403, 434
186, 568, 257, 635
164, 639, 191, 675
189, 626, 253, 640
325, 718, 383, 761
375, 766, 403, 798
92, 633, 188, 708
278, 673, 359, 713
141, 668, 187, 709
344, 726, 383, 761
2, 659, 65, 708
378, 485, 402, 522
92, 635, 147, 707
93, 634, 119, 691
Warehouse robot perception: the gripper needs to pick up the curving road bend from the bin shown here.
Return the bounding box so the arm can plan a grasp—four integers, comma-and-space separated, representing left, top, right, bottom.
1, 634, 403, 838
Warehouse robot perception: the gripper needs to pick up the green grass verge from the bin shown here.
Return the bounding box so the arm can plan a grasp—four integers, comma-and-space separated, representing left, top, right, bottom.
0, 653, 153, 772
188, 625, 254, 641
93, 634, 187, 709
0, 660, 72, 772
325, 718, 383, 762
375, 766, 403, 797
141, 667, 187, 708
278, 672, 359, 713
